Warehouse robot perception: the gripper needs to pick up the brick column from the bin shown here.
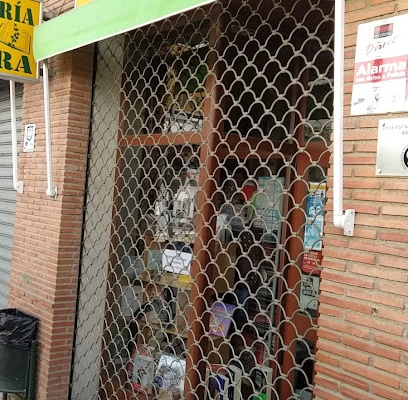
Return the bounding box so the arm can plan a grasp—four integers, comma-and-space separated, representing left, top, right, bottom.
9, 45, 94, 400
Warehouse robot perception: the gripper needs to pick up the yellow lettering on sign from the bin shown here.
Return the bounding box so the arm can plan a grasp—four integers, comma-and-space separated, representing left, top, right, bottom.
0, 0, 41, 82
75, 0, 93, 7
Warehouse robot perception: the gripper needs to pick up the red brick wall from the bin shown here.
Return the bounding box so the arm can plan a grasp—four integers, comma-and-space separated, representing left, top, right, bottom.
315, 1, 408, 399
44, 0, 75, 15
9, 31, 94, 400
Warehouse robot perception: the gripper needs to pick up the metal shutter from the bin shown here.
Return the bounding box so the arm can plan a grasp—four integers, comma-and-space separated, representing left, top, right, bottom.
0, 81, 23, 308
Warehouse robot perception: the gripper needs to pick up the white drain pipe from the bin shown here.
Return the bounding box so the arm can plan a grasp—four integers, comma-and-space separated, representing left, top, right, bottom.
43, 59, 57, 199
10, 80, 23, 193
333, 0, 355, 236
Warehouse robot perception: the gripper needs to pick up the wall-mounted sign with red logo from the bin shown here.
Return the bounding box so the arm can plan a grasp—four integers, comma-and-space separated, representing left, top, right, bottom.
373, 23, 393, 39
351, 13, 408, 116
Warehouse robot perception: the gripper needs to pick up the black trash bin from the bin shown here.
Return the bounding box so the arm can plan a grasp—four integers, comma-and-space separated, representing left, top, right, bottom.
0, 309, 38, 400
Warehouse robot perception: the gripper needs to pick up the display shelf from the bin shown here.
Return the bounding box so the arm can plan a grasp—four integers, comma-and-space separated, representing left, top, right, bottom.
135, 320, 190, 339
139, 271, 192, 291
118, 132, 203, 148
143, 230, 196, 245
103, 4, 330, 398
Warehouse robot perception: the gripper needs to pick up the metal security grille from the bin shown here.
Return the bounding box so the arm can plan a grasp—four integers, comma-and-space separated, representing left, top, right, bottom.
72, 1, 333, 399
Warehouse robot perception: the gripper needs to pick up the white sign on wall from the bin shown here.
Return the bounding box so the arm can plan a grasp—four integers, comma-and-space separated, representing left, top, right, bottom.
376, 118, 408, 176
23, 123, 35, 152
351, 13, 408, 116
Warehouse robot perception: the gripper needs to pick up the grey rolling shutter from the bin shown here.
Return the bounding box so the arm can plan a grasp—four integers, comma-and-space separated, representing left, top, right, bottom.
0, 81, 23, 308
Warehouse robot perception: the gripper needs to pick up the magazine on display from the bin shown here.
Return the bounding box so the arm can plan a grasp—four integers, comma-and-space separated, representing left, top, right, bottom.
209, 302, 236, 337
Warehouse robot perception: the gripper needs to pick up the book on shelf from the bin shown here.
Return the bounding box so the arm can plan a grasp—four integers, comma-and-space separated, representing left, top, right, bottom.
228, 364, 243, 400
252, 176, 285, 244
209, 301, 236, 337
205, 363, 244, 400
252, 313, 272, 340
252, 365, 273, 400
299, 273, 319, 313
119, 285, 143, 318
154, 353, 186, 395
233, 337, 267, 375
205, 364, 230, 400
304, 182, 326, 252
142, 295, 172, 325
162, 248, 192, 276
303, 219, 323, 251
147, 249, 163, 271
127, 345, 155, 393
307, 182, 326, 218
301, 250, 322, 275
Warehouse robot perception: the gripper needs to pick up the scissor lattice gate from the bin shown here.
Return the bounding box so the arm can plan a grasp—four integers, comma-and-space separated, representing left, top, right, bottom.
72, 1, 333, 399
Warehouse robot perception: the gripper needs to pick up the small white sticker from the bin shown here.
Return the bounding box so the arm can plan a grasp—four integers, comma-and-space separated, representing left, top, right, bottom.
23, 124, 35, 152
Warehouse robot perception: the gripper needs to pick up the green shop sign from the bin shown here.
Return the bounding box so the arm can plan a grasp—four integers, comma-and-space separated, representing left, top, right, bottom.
33, 0, 215, 62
